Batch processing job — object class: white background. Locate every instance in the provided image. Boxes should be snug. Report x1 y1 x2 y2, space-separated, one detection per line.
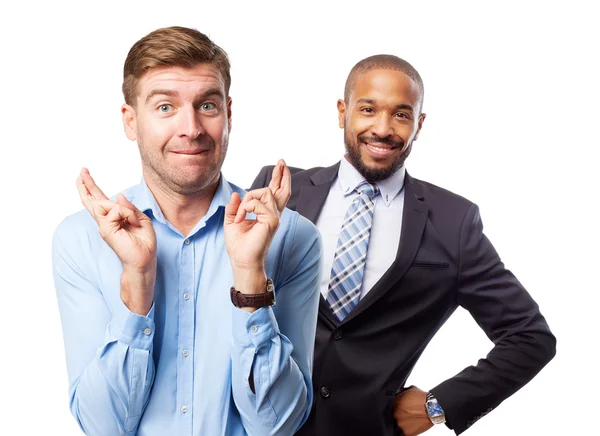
1 1 598 435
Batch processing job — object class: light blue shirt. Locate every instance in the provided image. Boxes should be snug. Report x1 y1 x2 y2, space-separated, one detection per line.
52 174 321 436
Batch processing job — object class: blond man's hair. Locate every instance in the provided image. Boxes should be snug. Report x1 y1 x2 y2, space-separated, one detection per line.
122 26 231 106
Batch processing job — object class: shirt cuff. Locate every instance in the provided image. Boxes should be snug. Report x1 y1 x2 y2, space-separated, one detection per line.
110 304 156 350
232 306 279 350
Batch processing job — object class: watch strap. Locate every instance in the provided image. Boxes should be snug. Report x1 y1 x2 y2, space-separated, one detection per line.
230 278 276 308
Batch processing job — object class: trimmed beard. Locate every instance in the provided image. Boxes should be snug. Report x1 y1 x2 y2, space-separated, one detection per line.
344 129 412 182
137 129 227 195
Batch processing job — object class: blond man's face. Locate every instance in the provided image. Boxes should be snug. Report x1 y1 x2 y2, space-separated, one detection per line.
122 63 232 194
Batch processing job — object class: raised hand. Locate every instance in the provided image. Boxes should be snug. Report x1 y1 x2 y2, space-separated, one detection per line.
223 160 291 302
224 187 280 273
77 168 157 314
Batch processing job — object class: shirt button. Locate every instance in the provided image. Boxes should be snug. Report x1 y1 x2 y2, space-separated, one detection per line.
143 328 152 335
182 349 189 357
333 329 343 340
183 293 190 301
320 386 331 398
250 325 258 333
181 405 188 413
184 238 190 245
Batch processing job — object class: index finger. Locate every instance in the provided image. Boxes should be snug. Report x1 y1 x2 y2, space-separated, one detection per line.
279 161 291 204
80 168 109 201
268 159 291 213
234 188 278 223
268 161 283 194
76 174 94 213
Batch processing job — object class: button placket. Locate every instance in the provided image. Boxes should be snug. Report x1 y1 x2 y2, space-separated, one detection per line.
178 234 194 425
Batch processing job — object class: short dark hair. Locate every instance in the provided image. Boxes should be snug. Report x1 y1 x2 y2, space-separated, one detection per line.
122 26 231 106
344 54 424 111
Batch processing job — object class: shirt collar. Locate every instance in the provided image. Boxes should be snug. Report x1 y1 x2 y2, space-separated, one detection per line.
130 173 233 227
338 156 406 207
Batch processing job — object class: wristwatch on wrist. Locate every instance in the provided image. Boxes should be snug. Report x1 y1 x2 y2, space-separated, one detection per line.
425 391 446 425
230 278 276 308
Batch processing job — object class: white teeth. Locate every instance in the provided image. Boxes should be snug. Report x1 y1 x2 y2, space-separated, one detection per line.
367 144 391 152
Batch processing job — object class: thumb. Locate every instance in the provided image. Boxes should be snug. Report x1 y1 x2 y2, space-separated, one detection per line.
224 192 241 225
116 194 141 227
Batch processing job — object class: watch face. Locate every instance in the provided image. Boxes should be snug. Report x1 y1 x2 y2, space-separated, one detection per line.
266 279 276 305
426 400 444 418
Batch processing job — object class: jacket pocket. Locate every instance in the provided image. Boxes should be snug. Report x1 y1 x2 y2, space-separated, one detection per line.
411 261 450 269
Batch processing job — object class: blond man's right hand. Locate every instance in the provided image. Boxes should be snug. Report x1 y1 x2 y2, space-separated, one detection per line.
77 168 156 314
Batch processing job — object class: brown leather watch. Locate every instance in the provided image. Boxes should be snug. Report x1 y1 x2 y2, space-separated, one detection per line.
230 278 276 308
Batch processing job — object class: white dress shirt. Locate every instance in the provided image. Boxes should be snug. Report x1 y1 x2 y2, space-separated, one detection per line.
316 157 406 300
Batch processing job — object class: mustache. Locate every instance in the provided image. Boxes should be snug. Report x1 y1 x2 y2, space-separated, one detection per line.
358 135 404 148
168 139 214 153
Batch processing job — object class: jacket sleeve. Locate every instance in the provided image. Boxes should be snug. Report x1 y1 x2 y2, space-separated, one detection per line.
430 203 556 434
249 165 305 191
249 166 275 191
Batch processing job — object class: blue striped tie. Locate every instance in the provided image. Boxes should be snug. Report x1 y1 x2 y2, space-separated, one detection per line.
326 181 380 321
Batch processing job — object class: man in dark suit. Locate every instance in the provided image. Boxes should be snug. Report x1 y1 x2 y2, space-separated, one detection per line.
250 55 555 436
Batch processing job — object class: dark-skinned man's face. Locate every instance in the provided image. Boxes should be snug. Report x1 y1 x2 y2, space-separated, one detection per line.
337 69 426 182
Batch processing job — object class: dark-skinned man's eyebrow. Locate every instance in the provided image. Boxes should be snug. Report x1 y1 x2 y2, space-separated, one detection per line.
356 98 414 113
395 103 414 112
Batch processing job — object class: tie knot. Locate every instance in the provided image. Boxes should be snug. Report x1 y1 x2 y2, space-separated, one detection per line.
355 181 379 199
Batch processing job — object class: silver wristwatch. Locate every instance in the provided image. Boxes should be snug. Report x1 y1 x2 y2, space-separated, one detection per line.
425 391 446 425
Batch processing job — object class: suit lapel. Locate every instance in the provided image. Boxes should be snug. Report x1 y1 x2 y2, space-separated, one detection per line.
295 162 340 224
294 162 341 327
342 173 429 323
295 186 330 224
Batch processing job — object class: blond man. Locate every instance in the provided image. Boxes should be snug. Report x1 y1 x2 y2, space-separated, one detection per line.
53 26 321 436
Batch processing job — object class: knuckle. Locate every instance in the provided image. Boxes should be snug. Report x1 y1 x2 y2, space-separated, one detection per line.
257 187 270 197
242 193 253 204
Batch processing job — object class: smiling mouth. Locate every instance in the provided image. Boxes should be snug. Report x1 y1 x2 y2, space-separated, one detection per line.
362 141 399 157
365 142 397 151
172 150 208 155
